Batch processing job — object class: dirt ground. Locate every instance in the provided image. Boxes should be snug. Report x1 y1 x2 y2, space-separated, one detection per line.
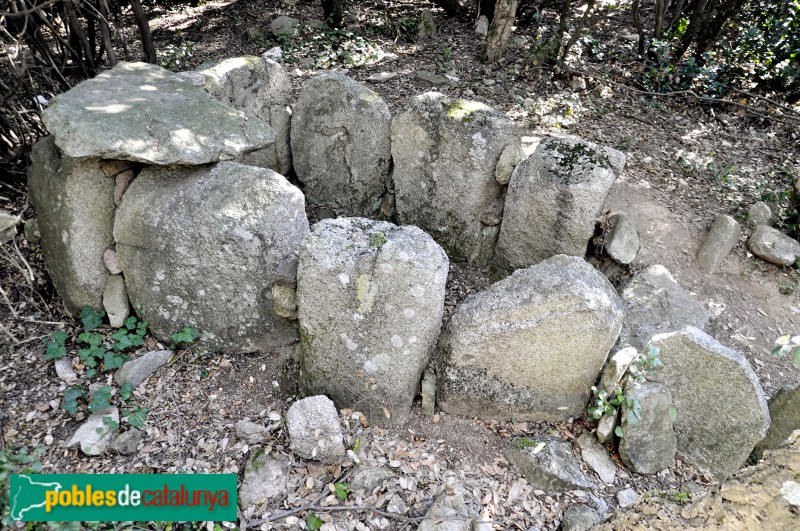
2 1 800 529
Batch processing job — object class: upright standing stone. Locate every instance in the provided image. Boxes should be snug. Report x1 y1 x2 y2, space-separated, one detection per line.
648 327 770 480
618 382 677 474
291 73 391 217
754 384 800 459
617 265 710 350
195 56 292 175
28 136 114 314
438 255 623 421
114 162 308 353
696 214 741 273
297 218 449 426
41 62 275 165
604 213 640 265
392 92 521 263
495 136 623 270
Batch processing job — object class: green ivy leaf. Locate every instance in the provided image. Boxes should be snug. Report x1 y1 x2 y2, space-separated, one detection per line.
334 482 350 501
85 368 96 378
62 386 85 414
45 341 67 360
79 306 104 332
124 316 138 330
124 407 149 428
77 332 103 347
614 426 624 438
306 513 323 531
120 383 133 402
88 386 112 412
170 327 201 348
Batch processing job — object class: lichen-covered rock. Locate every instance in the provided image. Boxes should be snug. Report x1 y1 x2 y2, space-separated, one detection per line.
196 56 292 174
618 382 677 474
438 255 623 421
297 218 448 426
28 136 114 314
239 449 289 509
560 504 601 531
617 265 710 350
41 62 275 165
754 384 800 459
291 73 391 217
495 136 623 270
67 407 118 456
748 225 800 266
648 327 770 480
392 92 521 263
417 491 479 531
286 395 345 462
596 431 800 530
114 161 307 353
747 201 773 227
696 214 741 273
505 437 595 493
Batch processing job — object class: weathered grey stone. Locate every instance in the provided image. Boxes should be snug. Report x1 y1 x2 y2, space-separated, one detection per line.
114 162 307 353
416 10 436 41
297 218 448 426
67 407 118 456
748 201 773 227
605 213 640 265
113 170 134 206
28 136 114 314
109 429 142 455
495 142 525 185
236 420 270 444
366 72 398 83
102 274 129 328
271 284 298 320
286 395 345 462
475 15 489 36
600 347 637 394
413 71 450 85
418 491 477 531
103 249 122 275
495 136 623 270
196 56 292 175
577 432 617 484
271 15 300 36
618 382 677 474
597 413 617 444
0 210 17 243
54 358 78 384
754 384 800 459
41 62 275 165
438 255 623 421
350 466 395 496
560 504 601 531
386 493 408 514
748 225 800 266
617 265 710 350
244 25 266 43
291 73 391 217
616 488 639 509
114 350 171 389
421 371 436 416
99 159 135 177
239 449 289 509
263 47 282 62
24 218 40 244
648 327 770 480
505 437 595 493
392 92 521 263
696 214 741 273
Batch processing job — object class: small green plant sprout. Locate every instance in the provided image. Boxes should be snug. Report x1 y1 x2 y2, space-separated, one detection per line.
306 512 323 531
80 305 105 331
628 344 663 383
123 406 149 428
44 330 68 360
62 386 85 414
772 335 800 368
334 482 350 501
169 326 201 349
587 386 625 421
368 231 388 251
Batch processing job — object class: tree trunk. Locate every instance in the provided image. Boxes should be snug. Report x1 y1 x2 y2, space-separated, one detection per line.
480 0 518 63
322 0 344 27
129 0 156 64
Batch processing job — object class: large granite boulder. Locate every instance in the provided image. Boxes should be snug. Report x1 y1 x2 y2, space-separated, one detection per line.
617 265 710 350
291 73 391 217
754 384 800 459
748 225 800 266
41 62 275 165
437 255 624 421
113 161 308 353
194 56 292 175
648 327 770 480
392 92 521 263
28 136 114 314
494 136 623 270
297 218 448 426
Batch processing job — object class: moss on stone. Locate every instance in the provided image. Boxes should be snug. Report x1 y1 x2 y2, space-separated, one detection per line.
446 99 485 123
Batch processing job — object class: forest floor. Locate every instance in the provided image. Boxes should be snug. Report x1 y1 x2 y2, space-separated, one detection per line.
2 1 800 530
